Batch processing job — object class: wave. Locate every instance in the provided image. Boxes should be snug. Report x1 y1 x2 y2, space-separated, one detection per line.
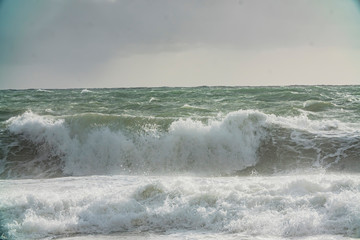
180 104 210 111
2 174 360 239
36 89 53 93
303 100 334 112
81 89 93 94
1 110 360 178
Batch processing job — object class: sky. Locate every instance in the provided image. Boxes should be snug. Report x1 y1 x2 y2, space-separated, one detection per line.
0 0 360 89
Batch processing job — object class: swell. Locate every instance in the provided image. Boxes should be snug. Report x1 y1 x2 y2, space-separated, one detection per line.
1 110 360 179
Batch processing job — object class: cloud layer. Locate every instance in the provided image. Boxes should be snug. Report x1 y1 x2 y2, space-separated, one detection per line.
1 0 359 88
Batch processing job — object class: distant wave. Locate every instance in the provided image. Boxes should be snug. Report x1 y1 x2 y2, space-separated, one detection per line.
180 104 210 111
36 89 53 93
81 89 93 94
303 100 334 112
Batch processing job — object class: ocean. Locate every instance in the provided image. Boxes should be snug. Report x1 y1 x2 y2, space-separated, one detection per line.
1 86 360 240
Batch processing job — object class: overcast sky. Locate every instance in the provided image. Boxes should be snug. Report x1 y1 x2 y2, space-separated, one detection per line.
0 0 360 89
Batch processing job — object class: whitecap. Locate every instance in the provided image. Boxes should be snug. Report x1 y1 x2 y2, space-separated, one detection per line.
81 89 93 94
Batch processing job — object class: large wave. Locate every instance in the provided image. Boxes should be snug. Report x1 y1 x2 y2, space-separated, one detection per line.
1 110 359 178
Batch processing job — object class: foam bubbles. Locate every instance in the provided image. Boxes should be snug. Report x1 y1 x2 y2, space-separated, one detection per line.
2 174 360 239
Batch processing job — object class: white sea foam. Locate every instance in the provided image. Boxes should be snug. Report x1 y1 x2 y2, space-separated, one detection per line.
180 104 208 111
149 97 158 103
36 89 53 93
267 113 360 137
81 89 93 94
1 174 360 239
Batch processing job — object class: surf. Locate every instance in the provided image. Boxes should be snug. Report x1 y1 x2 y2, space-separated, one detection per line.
2 174 360 239
2 108 359 179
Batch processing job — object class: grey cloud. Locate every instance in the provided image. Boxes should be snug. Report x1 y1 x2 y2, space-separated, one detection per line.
1 0 192 69
1 0 359 73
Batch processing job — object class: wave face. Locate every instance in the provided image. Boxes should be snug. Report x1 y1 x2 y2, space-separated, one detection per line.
1 85 359 178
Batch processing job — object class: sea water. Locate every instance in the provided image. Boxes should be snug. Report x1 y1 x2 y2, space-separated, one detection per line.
0 86 360 239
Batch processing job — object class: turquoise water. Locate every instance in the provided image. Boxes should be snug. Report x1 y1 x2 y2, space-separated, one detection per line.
1 86 360 239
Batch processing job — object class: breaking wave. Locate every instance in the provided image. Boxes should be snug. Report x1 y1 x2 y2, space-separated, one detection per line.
1 110 360 178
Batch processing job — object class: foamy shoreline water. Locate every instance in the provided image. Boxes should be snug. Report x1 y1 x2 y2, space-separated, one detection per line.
2 173 360 239
56 232 357 240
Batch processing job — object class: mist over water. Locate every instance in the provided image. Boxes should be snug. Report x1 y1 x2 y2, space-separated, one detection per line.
1 86 360 239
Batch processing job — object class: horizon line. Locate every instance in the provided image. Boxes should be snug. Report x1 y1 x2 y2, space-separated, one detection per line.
1 84 360 91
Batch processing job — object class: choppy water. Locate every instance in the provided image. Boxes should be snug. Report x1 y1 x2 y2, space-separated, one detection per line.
1 86 360 239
